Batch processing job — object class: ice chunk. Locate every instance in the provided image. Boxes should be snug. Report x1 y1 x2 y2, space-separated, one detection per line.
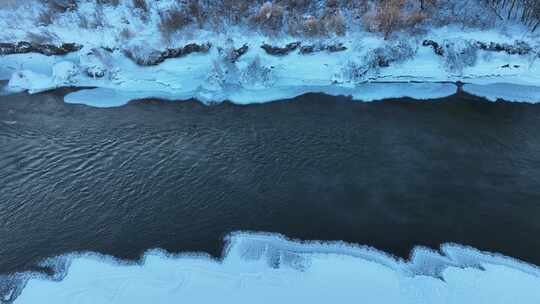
64 82 458 108
463 83 540 103
7 70 53 93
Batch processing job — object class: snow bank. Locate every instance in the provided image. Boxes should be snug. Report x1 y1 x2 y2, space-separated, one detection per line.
5 232 540 304
463 83 540 103
6 61 79 94
7 70 53 93
63 88 178 107
64 83 458 107
2 31 538 107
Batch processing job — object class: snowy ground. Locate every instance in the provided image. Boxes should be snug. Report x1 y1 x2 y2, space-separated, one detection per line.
2 30 539 107
0 1 539 106
5 232 540 304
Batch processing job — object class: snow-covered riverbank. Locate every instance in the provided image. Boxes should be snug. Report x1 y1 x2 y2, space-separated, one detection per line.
3 232 540 304
2 29 539 107
1 0 539 107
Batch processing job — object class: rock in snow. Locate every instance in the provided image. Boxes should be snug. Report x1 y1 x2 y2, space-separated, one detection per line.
422 40 445 56
0 42 82 56
300 43 348 54
124 43 212 66
261 42 301 56
423 39 538 57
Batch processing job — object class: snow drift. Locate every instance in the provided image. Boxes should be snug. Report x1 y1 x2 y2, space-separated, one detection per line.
2 232 540 304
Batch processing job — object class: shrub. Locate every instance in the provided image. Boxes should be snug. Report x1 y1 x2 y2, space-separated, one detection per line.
341 39 416 82
241 56 274 88
430 0 496 29
77 6 106 29
286 14 304 36
405 11 427 27
374 0 406 39
46 0 78 13
187 0 206 28
215 0 251 24
132 0 149 21
443 40 477 74
484 0 540 31
287 11 345 37
207 58 239 89
252 2 285 34
158 8 193 41
323 10 346 36
340 60 367 83
132 0 148 12
38 0 78 25
303 16 326 37
207 59 227 88
363 40 416 70
364 0 415 39
119 28 135 41
38 10 56 26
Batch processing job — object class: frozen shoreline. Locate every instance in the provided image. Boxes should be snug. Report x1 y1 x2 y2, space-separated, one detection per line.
2 59 539 108
1 26 540 107
2 231 540 304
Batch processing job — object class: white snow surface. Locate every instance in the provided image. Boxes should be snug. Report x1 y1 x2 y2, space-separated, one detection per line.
463 83 540 103
52 61 79 86
64 83 458 107
7 70 53 94
4 33 539 106
8 232 540 304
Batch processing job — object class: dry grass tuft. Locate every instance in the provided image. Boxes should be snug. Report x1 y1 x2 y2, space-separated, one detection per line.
323 10 346 36
38 10 56 26
252 2 285 34
187 0 206 28
38 0 77 25
158 7 193 41
302 16 326 37
363 0 407 39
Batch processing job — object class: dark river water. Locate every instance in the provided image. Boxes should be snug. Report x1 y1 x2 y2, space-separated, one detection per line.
1 89 540 277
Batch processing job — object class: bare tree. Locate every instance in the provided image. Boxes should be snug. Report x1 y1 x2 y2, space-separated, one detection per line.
375 0 406 39
484 0 540 31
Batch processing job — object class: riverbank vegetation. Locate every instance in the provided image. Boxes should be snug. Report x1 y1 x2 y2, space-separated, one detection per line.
26 0 540 44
